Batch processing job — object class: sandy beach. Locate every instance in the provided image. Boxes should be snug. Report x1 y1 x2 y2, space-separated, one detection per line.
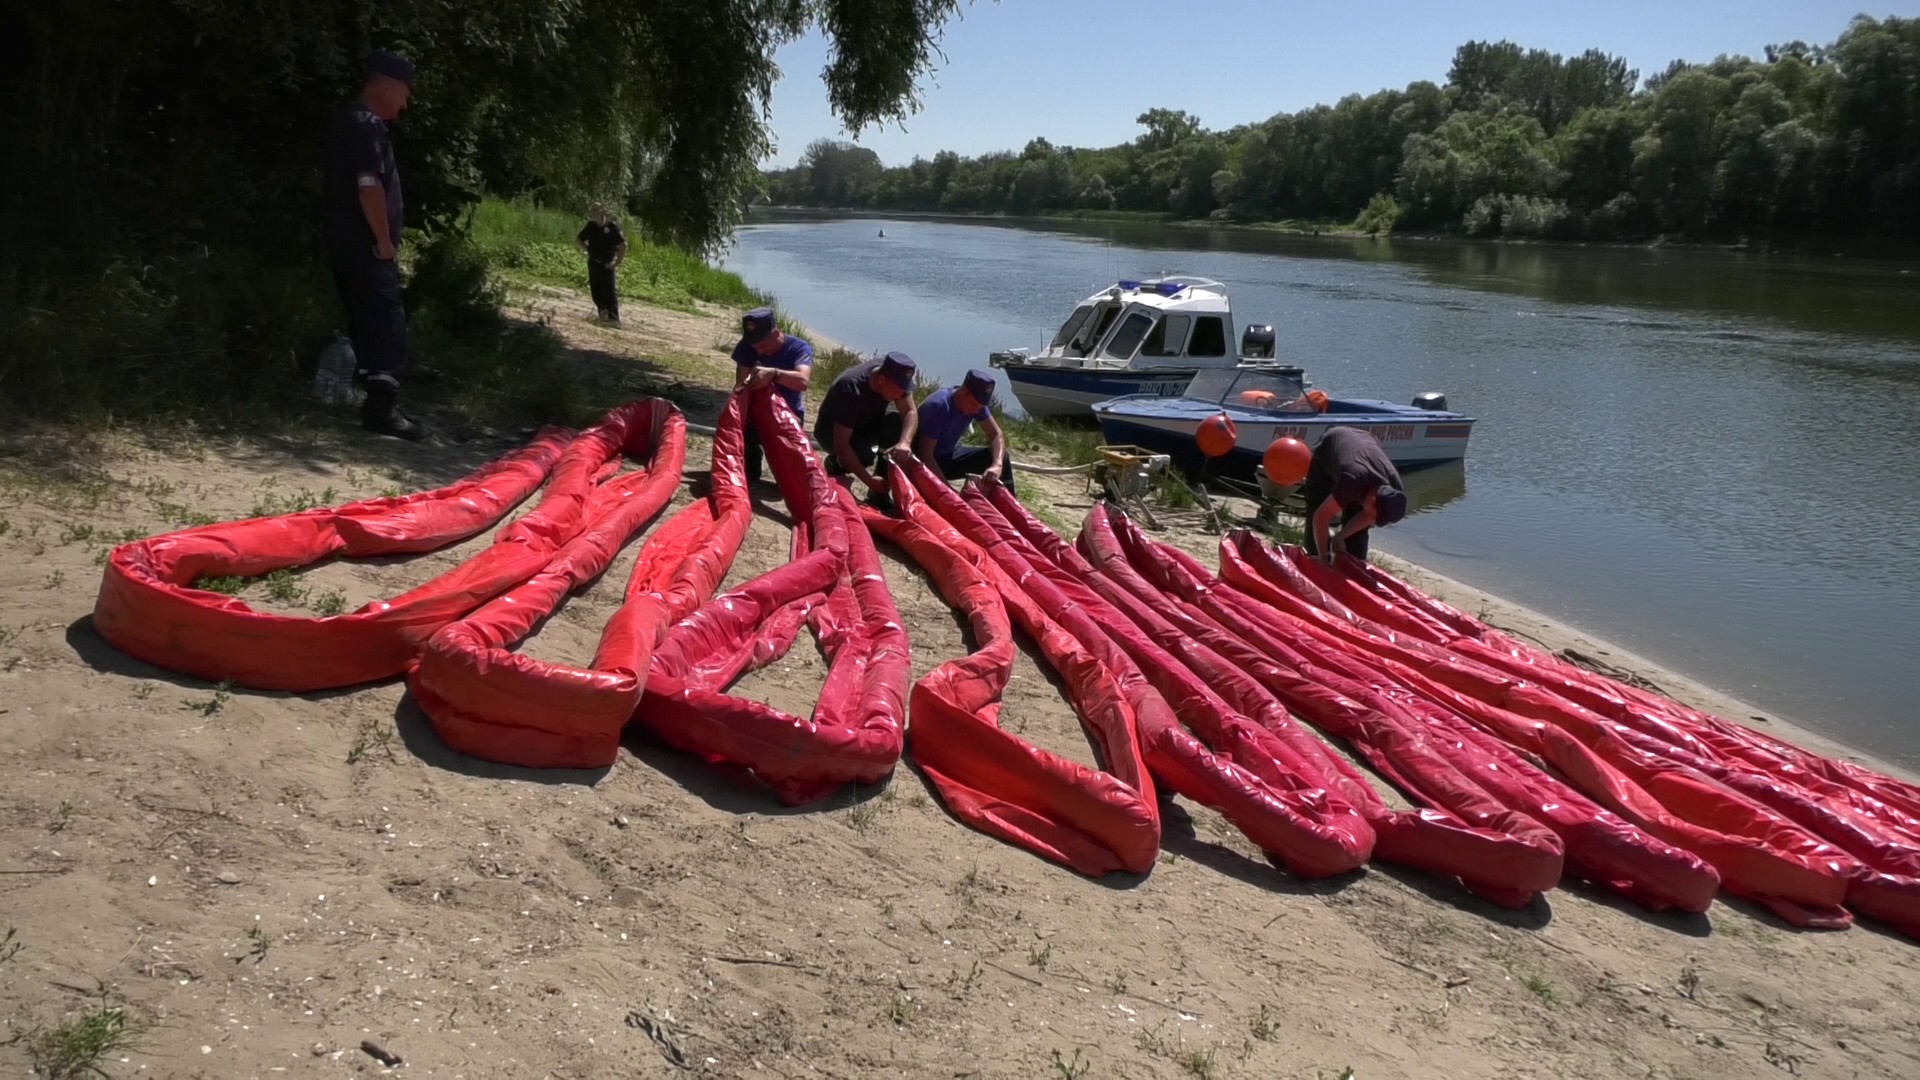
2 286 1916 1080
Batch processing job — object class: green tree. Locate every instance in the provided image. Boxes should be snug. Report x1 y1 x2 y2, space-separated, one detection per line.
1826 16 1920 236
1135 109 1204 152
1633 67 1737 232
1397 103 1558 226
1555 105 1646 212
1712 78 1792 232
801 139 886 206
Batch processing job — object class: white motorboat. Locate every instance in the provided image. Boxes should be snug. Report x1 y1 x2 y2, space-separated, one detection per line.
989 276 1300 419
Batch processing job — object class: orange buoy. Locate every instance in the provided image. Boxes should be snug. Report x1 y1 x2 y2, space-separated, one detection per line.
1236 389 1276 406
1263 436 1312 485
1195 413 1238 458
1305 388 1330 413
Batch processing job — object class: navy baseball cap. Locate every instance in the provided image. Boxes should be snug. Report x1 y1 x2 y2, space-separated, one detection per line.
1374 485 1409 526
878 351 917 383
741 307 776 344
368 49 416 88
962 368 996 407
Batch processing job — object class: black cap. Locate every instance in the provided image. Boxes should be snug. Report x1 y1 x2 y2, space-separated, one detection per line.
368 49 416 88
1374 485 1409 526
741 307 776 344
878 351 918 383
962 368 997 407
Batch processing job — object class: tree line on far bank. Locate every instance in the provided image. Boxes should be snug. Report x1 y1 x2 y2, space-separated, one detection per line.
760 16 1920 246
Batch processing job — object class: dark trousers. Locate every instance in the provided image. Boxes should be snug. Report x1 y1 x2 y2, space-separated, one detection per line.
1301 488 1370 562
935 446 1017 494
329 247 408 386
587 261 619 318
818 413 904 479
744 427 765 483
742 405 808 483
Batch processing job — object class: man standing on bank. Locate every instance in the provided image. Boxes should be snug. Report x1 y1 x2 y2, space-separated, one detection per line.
323 49 425 441
913 368 1015 494
576 205 628 324
732 307 814 483
1302 426 1410 565
813 351 920 498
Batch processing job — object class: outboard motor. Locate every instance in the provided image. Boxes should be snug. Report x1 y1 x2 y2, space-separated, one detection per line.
1412 391 1448 411
1240 324 1276 359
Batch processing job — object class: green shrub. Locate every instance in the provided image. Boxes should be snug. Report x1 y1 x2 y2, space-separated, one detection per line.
1353 193 1404 236
0 250 334 421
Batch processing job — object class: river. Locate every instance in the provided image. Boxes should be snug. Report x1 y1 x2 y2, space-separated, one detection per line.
719 212 1920 767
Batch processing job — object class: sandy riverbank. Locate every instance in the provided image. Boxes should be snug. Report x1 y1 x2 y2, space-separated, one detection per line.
1 286 1915 1080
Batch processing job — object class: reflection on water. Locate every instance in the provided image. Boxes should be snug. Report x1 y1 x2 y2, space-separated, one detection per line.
1400 461 1468 520
722 212 1920 767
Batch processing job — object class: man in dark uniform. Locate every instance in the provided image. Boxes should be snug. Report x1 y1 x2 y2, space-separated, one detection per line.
913 368 1015 494
814 351 919 498
731 307 814 483
323 49 424 441
576 205 628 324
1302 426 1409 564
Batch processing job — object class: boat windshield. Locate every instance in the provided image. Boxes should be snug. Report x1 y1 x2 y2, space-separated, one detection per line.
1048 305 1094 349
1064 303 1122 357
1189 367 1314 411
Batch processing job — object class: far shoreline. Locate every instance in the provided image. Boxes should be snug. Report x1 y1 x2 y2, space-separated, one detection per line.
747 204 1920 263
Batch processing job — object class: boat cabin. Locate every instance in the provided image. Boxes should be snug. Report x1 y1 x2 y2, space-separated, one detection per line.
1035 278 1245 370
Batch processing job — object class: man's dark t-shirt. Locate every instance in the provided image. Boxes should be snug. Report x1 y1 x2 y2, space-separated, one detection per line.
577 221 626 263
1303 426 1402 511
323 102 402 253
813 361 894 444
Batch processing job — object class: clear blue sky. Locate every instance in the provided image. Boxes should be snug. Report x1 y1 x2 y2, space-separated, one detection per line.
762 0 1920 166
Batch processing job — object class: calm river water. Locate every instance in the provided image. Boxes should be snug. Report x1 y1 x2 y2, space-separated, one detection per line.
720 213 1920 767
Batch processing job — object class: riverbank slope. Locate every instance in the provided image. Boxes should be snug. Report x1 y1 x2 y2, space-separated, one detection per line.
1 284 1915 1080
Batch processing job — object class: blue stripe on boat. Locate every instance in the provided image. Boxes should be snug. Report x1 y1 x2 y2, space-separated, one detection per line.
1004 366 1196 398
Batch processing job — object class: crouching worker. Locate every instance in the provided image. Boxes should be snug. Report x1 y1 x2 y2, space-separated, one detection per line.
913 368 1015 494
813 351 920 500
1303 426 1409 565
732 307 813 483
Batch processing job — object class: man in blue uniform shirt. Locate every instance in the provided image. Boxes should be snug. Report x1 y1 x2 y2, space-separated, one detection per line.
323 49 424 441
731 307 813 483
913 368 1014 494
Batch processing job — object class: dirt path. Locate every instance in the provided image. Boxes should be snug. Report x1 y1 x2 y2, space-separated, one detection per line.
2 290 1916 1080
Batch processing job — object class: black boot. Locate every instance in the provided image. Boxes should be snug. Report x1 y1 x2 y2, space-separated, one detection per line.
361 381 427 442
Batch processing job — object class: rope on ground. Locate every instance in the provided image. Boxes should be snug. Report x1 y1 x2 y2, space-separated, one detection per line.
1009 459 1097 475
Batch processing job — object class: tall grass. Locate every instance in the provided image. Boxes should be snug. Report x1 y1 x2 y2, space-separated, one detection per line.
470 199 763 312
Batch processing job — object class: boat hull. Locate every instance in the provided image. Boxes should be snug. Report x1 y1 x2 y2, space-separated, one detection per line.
1001 365 1199 419
1093 404 1473 481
